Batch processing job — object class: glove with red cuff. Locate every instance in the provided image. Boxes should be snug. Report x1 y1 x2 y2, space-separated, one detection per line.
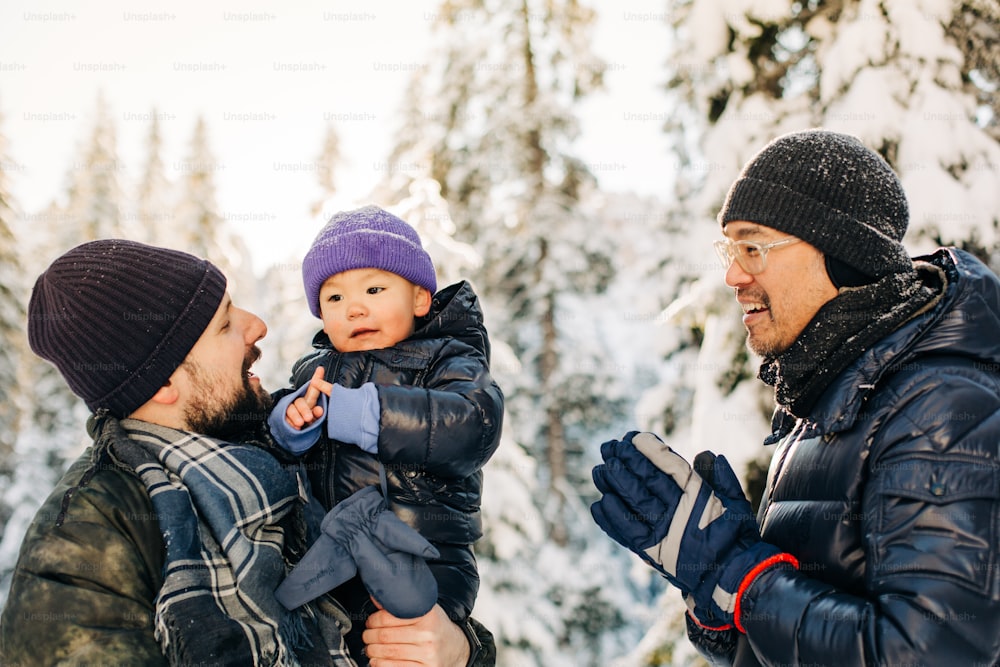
591 431 797 632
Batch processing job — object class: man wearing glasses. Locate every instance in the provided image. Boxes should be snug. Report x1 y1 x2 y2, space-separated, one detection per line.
591 130 1000 666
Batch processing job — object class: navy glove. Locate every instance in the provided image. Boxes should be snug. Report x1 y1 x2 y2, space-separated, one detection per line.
591 431 797 631
685 450 764 629
276 485 440 618
692 449 758 550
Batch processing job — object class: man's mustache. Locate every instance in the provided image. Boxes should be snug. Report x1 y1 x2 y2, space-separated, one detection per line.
243 346 262 374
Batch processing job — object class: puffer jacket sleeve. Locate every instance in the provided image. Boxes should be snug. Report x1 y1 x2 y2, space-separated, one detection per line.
375 338 504 479
0 452 167 666
738 364 1000 666
685 611 739 665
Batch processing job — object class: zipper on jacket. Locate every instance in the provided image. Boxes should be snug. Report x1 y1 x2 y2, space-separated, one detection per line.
313 355 342 510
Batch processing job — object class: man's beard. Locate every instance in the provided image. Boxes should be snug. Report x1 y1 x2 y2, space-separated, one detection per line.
181 348 273 442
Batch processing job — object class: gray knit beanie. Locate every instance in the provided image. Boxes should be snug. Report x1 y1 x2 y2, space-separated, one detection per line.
28 239 227 418
718 129 912 280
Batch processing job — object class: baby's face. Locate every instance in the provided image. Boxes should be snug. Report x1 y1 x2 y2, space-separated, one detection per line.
318 268 431 352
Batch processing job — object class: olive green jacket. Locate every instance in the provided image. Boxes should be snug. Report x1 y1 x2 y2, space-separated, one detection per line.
0 443 497 666
0 448 167 665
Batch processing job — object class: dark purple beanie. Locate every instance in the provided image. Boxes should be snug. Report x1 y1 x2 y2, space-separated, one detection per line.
301 205 437 318
718 129 912 280
28 239 227 418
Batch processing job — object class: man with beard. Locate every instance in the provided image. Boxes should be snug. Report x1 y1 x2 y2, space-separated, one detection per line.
591 130 1000 666
0 239 493 667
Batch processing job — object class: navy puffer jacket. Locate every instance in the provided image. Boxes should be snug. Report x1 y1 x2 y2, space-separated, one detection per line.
688 248 1000 666
287 280 503 624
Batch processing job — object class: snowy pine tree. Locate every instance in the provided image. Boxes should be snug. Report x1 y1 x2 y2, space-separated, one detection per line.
134 109 175 246
372 2 652 664
948 0 999 141
173 116 256 303
0 111 90 608
64 93 127 242
0 109 26 576
312 121 342 218
0 109 22 482
422 0 620 543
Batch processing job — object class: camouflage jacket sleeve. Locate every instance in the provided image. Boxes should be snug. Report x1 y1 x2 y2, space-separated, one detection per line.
0 450 167 666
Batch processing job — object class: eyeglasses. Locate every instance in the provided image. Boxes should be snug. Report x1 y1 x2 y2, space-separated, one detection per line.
713 236 802 275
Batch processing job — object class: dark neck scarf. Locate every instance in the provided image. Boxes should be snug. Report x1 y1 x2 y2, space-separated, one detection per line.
759 262 944 418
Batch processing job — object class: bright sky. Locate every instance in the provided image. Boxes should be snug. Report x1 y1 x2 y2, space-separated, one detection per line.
0 0 673 272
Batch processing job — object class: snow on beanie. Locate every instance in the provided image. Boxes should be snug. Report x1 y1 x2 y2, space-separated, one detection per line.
27 239 227 418
301 205 437 318
718 129 912 281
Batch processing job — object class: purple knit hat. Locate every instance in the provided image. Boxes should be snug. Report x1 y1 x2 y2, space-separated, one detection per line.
28 239 227 418
302 205 437 318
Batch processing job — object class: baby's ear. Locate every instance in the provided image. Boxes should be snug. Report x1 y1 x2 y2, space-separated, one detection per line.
414 286 432 317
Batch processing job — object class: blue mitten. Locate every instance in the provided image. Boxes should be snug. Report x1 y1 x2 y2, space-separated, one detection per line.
591 432 797 631
326 383 380 454
276 485 440 618
268 382 381 455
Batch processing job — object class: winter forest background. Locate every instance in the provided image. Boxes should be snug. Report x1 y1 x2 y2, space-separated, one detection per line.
1 0 998 665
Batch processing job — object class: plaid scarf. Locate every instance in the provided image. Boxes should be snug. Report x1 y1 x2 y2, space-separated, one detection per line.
107 417 357 667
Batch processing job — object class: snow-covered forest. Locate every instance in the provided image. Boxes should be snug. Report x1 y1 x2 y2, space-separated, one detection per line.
1 0 998 665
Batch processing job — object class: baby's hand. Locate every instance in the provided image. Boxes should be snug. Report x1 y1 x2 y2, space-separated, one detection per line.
285 366 334 429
